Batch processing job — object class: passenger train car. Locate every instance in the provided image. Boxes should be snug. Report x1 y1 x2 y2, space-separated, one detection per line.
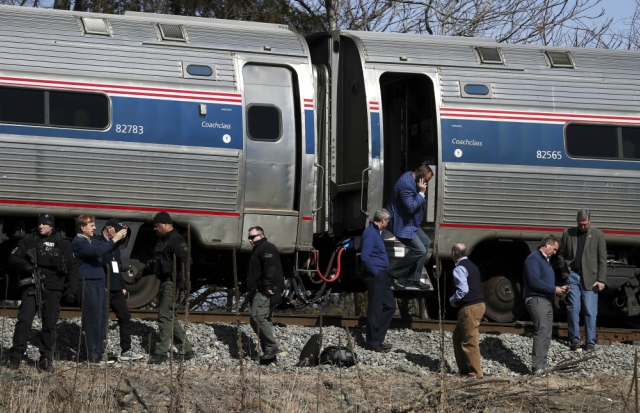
0 5 638 321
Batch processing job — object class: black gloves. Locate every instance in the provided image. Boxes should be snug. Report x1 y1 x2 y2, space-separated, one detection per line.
62 291 76 306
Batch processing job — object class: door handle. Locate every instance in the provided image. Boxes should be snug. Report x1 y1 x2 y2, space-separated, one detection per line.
313 163 325 213
360 166 371 216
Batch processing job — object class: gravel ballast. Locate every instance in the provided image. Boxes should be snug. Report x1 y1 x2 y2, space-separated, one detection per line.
0 316 636 377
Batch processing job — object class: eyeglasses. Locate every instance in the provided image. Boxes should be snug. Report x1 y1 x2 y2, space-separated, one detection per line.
248 234 260 240
547 245 558 253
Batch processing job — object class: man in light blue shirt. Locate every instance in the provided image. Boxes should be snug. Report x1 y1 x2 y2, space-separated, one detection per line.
449 243 485 379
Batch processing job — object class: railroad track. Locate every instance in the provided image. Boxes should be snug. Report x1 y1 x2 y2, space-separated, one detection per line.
1 306 638 343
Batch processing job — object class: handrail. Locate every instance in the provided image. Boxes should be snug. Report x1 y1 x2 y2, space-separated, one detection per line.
360 166 371 216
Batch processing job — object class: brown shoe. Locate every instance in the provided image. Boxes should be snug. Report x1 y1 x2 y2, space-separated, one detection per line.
365 345 389 353
569 341 581 351
460 374 482 380
380 342 392 350
585 344 595 352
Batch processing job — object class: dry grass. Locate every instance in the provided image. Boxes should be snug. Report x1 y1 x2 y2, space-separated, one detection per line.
0 360 633 412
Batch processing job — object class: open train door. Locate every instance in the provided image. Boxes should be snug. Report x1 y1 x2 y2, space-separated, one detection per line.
240 64 300 252
379 72 439 282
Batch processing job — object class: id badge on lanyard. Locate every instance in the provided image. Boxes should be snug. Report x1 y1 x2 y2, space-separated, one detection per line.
111 261 119 274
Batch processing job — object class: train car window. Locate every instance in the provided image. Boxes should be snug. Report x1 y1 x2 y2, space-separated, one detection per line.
464 84 489 95
0 87 45 125
460 82 492 98
247 104 282 141
622 127 640 160
186 65 213 77
49 91 109 129
565 124 619 159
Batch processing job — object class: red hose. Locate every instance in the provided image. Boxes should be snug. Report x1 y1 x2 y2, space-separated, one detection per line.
313 247 345 282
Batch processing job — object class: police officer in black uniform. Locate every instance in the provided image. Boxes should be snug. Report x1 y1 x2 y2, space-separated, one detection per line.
246 226 285 361
144 212 194 364
7 213 78 372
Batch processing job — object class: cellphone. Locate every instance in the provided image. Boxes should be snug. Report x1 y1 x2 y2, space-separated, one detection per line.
415 172 425 183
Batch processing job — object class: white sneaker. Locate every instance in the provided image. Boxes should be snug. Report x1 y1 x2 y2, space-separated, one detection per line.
120 350 144 361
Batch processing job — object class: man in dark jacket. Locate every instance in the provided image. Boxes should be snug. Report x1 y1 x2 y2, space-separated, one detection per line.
361 209 395 353
147 212 194 364
94 218 143 361
557 208 607 352
7 213 78 372
72 214 127 363
246 226 285 361
523 235 569 374
449 243 485 379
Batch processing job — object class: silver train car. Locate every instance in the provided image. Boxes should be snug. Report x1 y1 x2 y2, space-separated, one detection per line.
308 31 640 321
0 5 638 321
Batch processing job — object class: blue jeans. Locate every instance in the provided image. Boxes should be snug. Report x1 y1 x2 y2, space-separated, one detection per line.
566 271 598 345
388 227 431 282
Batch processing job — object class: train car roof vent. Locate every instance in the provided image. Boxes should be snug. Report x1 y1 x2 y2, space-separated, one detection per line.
81 17 111 36
475 46 503 64
545 51 574 68
158 23 187 42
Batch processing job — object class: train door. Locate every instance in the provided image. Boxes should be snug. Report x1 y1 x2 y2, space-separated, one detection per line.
380 72 438 226
241 64 299 251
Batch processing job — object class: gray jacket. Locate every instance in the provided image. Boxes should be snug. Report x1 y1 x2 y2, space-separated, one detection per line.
557 226 607 287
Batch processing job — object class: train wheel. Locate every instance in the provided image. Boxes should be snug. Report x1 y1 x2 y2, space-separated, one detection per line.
122 259 160 309
481 262 526 322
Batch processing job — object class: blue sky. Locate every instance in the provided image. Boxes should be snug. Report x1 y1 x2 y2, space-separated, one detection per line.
599 0 636 29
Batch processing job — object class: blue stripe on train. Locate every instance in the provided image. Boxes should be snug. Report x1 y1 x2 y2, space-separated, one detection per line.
371 112 380 159
305 109 314 154
441 118 640 170
0 96 244 150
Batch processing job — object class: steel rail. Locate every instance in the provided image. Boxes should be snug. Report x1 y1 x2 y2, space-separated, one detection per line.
1 306 638 342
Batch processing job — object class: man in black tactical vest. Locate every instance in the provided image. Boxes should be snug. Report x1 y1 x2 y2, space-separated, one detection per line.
147 212 194 364
449 242 485 379
7 213 79 372
246 226 285 361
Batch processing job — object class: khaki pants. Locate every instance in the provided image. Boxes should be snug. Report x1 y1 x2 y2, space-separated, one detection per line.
250 291 278 354
155 280 193 355
452 302 485 377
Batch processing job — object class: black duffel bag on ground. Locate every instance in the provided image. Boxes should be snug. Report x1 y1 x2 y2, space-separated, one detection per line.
298 333 321 366
319 345 355 367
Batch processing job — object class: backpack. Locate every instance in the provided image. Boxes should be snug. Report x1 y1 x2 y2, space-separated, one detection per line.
298 334 321 367
319 346 355 367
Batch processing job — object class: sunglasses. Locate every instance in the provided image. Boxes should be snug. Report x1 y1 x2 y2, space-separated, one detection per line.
248 234 260 240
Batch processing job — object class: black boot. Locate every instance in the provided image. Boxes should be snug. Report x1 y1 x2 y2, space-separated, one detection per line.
38 357 54 373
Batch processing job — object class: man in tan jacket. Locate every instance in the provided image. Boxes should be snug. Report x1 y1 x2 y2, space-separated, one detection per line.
557 208 607 352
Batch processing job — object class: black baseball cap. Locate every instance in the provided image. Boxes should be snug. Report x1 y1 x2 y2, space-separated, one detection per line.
105 218 124 232
37 213 55 227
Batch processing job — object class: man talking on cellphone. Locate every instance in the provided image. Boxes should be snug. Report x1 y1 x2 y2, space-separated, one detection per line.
386 164 433 291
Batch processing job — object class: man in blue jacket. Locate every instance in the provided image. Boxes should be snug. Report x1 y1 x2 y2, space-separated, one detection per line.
94 218 143 361
72 215 127 363
386 165 433 290
523 235 569 374
361 208 395 353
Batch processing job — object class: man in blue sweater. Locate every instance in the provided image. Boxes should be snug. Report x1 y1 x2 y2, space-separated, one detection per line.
523 235 569 374
361 208 396 353
72 214 127 363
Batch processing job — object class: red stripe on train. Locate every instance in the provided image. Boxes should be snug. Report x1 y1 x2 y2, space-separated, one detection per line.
302 216 313 221
0 76 241 99
439 223 640 236
0 199 240 217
